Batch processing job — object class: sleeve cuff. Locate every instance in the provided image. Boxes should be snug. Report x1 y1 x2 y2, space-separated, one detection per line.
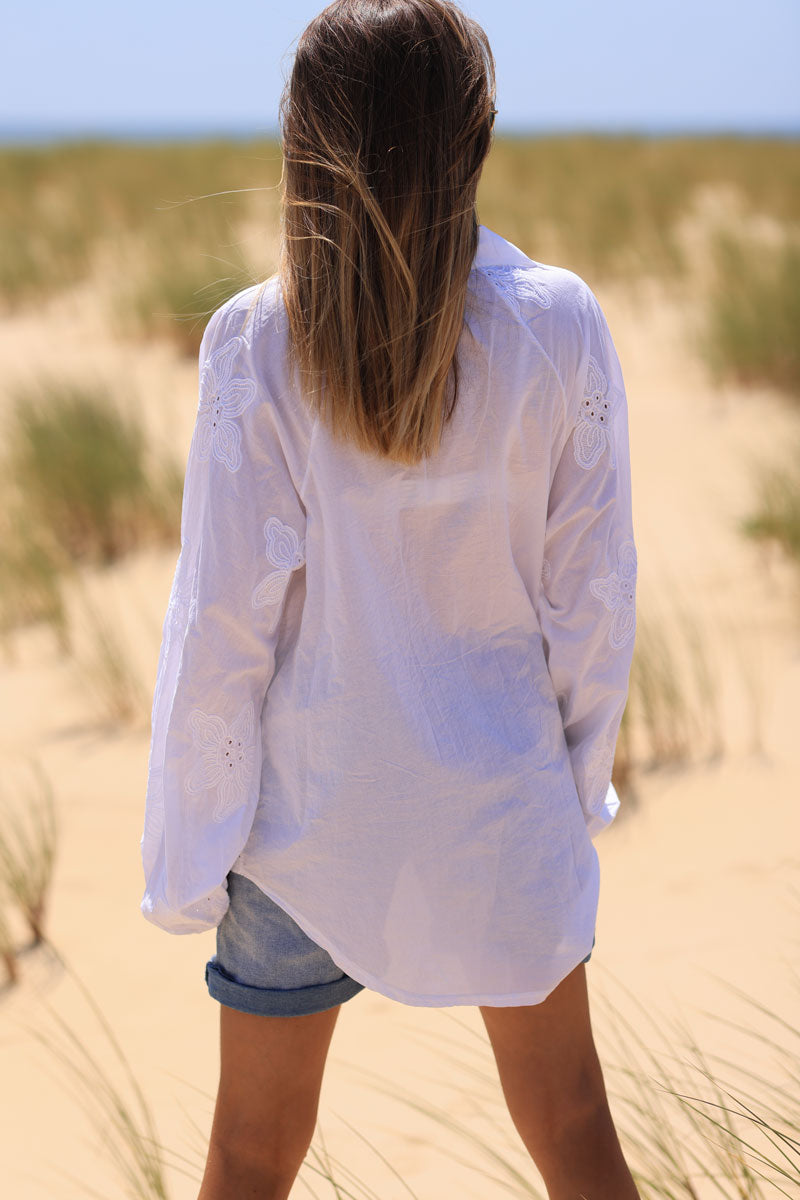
140 885 230 934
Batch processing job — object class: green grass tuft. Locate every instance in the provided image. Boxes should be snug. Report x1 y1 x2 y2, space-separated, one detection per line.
742 452 800 569
119 248 255 358
0 507 71 650
698 234 800 400
6 379 181 567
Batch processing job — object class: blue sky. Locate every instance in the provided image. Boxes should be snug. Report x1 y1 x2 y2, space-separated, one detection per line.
1 0 798 140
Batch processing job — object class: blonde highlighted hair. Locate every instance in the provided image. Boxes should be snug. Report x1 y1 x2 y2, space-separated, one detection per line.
279 0 496 465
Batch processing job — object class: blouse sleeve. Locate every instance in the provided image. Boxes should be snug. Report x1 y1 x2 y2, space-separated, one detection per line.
539 286 637 838
140 296 307 933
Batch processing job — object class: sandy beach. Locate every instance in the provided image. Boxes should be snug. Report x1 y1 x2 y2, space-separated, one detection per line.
1 268 799 1199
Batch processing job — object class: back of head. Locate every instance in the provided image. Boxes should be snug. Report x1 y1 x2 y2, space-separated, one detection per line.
280 0 496 465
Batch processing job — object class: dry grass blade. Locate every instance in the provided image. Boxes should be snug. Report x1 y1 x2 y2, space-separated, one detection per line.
0 757 58 945
346 1058 545 1197
303 1123 370 1200
72 577 151 726
593 967 800 1198
0 895 19 985
330 1111 422 1200
742 449 800 575
30 1022 170 1199
21 944 172 1199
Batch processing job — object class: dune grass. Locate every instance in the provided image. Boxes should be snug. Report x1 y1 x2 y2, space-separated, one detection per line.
697 233 800 400
71 579 152 726
0 506 71 652
24 940 800 1200
0 758 57 950
2 136 798 316
354 973 800 1199
741 451 800 573
119 246 257 358
613 588 725 805
24 945 173 1200
593 977 800 1198
0 895 19 985
481 135 800 282
5 378 182 568
0 138 279 310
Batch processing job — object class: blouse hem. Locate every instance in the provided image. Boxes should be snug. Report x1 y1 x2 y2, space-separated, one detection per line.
231 863 594 1009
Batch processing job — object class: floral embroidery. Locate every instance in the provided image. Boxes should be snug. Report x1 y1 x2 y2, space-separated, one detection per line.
573 356 617 471
151 537 197 724
185 701 256 822
165 537 197 644
197 335 257 473
541 557 552 588
585 728 617 782
252 517 306 609
589 541 637 649
141 765 164 865
482 265 552 314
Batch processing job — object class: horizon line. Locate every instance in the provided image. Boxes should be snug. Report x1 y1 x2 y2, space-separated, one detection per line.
1 119 798 148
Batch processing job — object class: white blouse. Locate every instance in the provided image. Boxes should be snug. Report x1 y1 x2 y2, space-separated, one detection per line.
140 224 637 1007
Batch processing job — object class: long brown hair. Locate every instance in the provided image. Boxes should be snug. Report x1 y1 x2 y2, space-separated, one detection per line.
279 0 496 465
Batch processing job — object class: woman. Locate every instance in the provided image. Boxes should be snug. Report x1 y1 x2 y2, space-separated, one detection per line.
140 2 640 1197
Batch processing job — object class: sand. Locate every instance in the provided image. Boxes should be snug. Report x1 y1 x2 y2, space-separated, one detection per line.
1 272 799 1199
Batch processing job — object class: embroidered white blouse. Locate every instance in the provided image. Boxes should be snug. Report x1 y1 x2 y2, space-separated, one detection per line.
140 224 637 1007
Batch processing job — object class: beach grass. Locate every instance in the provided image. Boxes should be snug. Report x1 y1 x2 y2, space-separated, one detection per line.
71 577 152 726
19 935 800 1199
6 378 182 568
2 136 798 314
0 137 279 309
0 758 58 948
741 451 800 572
352 971 800 1199
594 977 800 1198
23 945 173 1200
697 233 800 399
0 506 71 652
0 894 19 985
613 587 724 803
118 245 257 358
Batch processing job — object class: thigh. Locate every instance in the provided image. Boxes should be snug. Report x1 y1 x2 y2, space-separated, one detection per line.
210 1003 341 1155
479 962 605 1117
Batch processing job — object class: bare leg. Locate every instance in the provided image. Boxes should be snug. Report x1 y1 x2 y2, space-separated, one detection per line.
480 963 639 1200
197 1003 340 1200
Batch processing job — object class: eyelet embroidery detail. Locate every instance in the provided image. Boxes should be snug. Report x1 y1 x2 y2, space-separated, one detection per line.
252 516 306 609
573 357 617 471
197 335 257 473
185 701 256 822
589 541 637 649
482 265 552 314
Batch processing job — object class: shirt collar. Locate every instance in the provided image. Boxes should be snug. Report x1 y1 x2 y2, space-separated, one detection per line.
474 224 532 270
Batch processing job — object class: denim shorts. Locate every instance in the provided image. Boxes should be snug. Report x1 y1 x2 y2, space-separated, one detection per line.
205 872 366 1017
204 871 595 1017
